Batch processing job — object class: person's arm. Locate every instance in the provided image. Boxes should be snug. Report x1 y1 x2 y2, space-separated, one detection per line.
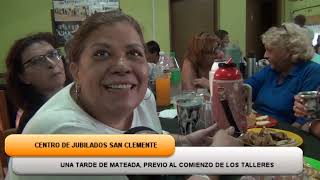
171 124 242 147
292 64 320 125
182 59 198 91
193 77 210 89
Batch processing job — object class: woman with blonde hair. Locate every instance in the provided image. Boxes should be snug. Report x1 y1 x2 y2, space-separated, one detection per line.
245 23 320 127
181 32 223 90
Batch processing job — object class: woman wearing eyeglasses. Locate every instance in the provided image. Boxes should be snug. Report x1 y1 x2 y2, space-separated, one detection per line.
245 23 320 128
5 32 68 133
181 32 224 91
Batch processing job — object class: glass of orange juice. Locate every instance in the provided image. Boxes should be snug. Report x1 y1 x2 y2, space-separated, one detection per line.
156 73 171 106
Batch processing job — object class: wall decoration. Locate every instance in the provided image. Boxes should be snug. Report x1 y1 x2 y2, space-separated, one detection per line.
52 0 119 45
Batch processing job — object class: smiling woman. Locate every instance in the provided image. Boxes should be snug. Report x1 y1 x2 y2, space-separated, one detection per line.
5 11 241 180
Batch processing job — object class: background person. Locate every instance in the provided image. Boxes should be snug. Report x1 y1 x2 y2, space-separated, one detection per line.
145 40 160 93
145 40 160 64
215 29 230 50
294 14 314 41
245 23 320 128
181 32 221 90
5 32 68 133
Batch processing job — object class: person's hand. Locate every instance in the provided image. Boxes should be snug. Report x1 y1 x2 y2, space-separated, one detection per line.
183 124 219 146
293 95 307 117
211 127 243 147
193 77 209 89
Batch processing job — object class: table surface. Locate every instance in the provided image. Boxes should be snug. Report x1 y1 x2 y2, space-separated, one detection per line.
159 116 320 160
159 116 320 180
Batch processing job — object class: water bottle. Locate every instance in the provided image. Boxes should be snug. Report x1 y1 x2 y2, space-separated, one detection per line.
225 43 242 67
169 52 181 99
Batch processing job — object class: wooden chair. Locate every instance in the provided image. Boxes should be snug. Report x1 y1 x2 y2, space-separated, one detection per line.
0 128 16 178
0 90 10 132
0 160 4 180
0 131 5 179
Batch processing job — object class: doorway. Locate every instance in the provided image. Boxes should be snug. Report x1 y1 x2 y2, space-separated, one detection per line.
170 0 217 65
246 0 281 60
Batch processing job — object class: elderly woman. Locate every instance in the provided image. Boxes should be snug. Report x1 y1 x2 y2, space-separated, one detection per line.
182 32 223 90
245 23 320 127
5 32 67 133
5 11 239 180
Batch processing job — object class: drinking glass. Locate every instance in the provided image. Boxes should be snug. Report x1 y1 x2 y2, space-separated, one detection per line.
176 94 203 135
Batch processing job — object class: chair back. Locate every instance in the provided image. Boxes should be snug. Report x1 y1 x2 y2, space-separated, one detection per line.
0 128 16 173
0 90 10 132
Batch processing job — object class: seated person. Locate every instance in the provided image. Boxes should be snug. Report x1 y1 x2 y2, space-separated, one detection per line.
215 29 230 51
182 32 222 90
145 40 160 64
5 11 241 180
245 23 320 127
5 32 69 133
145 40 160 94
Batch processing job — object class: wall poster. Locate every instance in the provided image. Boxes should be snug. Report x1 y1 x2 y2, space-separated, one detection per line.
52 0 119 45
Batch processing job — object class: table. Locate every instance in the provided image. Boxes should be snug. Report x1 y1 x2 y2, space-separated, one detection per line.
159 116 320 180
160 117 320 160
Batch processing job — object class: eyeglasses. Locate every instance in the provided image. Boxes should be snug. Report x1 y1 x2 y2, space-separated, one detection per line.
23 49 62 68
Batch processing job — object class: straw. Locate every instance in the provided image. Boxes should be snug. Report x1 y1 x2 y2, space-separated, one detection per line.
226 57 233 64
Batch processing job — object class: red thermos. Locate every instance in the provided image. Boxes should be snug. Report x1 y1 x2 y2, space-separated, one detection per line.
211 63 251 133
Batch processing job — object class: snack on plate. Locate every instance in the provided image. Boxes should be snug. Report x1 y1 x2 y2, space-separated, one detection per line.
256 120 270 126
242 128 296 146
256 115 268 121
246 113 271 127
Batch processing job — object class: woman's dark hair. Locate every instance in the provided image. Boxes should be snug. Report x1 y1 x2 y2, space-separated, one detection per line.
145 40 160 55
6 32 58 112
67 10 144 64
5 32 70 133
215 29 229 41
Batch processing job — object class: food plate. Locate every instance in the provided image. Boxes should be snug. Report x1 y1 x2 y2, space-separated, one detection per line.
304 156 320 178
242 128 303 146
246 113 278 128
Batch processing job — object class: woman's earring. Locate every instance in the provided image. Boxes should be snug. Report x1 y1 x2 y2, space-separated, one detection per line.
75 83 81 99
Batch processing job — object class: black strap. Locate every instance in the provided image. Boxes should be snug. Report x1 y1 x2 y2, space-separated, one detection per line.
124 126 158 134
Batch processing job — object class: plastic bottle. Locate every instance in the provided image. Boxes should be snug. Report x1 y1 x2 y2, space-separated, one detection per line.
155 51 171 106
169 52 181 99
225 42 241 67
209 59 226 96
